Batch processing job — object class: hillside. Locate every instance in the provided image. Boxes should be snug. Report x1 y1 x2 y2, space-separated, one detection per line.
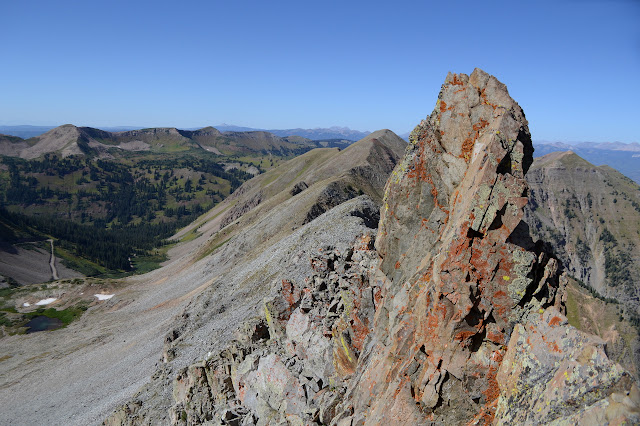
524 150 640 375
0 124 326 280
0 134 29 157
101 69 636 425
524 151 640 313
0 150 255 277
0 129 407 425
534 141 640 184
0 125 320 160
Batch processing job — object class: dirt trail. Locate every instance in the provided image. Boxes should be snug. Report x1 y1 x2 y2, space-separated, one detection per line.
47 239 59 280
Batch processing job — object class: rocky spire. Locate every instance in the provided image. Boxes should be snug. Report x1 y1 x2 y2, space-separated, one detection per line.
333 69 578 424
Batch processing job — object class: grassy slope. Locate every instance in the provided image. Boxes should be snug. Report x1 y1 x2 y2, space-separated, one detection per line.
171 130 406 265
565 277 638 378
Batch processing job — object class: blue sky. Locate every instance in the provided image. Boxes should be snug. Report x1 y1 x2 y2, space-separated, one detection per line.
1 0 638 142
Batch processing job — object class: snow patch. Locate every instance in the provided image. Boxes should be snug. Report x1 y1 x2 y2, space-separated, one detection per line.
94 294 114 301
35 298 57 306
23 302 31 307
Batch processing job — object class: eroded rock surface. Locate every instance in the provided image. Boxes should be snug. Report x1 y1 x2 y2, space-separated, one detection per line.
108 234 382 425
106 69 639 425
332 68 638 425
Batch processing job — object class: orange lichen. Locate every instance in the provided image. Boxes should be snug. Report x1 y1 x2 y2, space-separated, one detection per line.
281 279 298 319
373 287 383 306
549 316 561 327
454 330 477 342
486 331 504 345
460 118 489 162
451 74 464 86
461 137 475 162
350 314 369 352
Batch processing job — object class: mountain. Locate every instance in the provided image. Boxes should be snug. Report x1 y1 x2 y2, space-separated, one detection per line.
524 150 640 373
99 70 635 424
2 71 638 426
267 126 370 141
0 124 373 155
0 129 407 425
215 124 371 141
534 141 640 184
525 151 640 304
0 125 315 282
0 125 322 160
0 134 30 157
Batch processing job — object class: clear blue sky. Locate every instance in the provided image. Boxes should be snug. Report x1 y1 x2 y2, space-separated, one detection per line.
1 0 638 142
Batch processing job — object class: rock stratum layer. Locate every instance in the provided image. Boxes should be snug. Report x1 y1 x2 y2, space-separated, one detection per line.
106 69 639 425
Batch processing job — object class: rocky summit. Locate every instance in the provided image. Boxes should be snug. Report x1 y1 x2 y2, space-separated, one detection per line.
332 69 638 424
100 69 640 425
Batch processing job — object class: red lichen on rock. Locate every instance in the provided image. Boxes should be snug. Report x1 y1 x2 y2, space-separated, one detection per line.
451 74 465 86
350 314 369 352
336 70 560 426
281 279 299 319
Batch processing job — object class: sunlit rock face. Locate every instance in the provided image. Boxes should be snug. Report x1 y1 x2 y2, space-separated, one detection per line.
332 68 637 425
106 69 639 426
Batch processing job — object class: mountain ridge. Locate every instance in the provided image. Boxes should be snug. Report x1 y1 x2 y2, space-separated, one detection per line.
533 140 640 183
0 125 325 159
0 129 408 425
103 69 639 425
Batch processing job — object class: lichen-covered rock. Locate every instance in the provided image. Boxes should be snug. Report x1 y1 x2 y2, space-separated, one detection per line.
105 69 638 426
328 69 640 426
332 68 557 425
494 307 639 425
163 234 382 425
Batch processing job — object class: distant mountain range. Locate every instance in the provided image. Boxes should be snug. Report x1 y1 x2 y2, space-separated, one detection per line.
0 125 143 139
2 125 638 184
213 124 371 141
0 124 372 142
0 125 359 160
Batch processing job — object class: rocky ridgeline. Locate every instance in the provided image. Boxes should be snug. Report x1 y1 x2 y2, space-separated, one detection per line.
107 69 639 425
107 234 382 425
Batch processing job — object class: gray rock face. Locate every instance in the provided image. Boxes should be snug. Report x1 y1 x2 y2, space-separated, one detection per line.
106 211 382 425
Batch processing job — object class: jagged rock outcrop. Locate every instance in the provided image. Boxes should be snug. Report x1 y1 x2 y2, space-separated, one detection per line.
219 191 264 230
160 235 381 425
330 68 638 424
104 202 384 425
